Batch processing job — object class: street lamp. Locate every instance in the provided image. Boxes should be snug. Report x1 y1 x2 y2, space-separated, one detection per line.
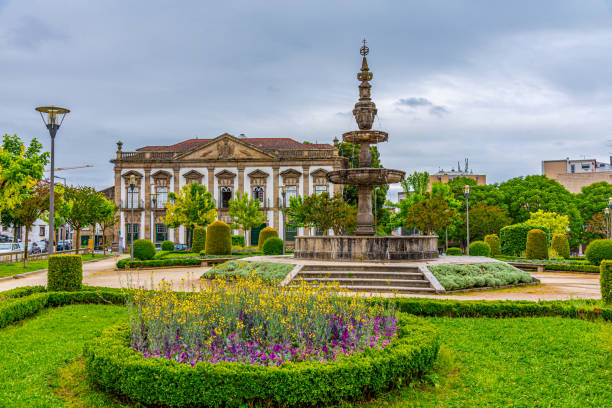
35 105 70 255
151 193 158 242
464 185 470 256
608 198 612 239
605 208 610 239
128 175 136 261
280 185 286 255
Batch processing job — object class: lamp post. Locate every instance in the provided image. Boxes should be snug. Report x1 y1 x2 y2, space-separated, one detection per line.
35 105 69 255
605 208 610 239
464 185 470 256
128 175 136 261
608 198 612 239
280 185 286 255
151 193 158 242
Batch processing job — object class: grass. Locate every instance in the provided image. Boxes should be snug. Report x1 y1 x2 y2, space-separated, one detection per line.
429 262 533 291
0 254 113 278
202 260 294 284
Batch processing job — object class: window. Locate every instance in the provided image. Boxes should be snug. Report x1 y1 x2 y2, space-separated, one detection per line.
284 185 297 207
581 164 590 170
156 186 168 208
127 187 139 208
253 186 264 204
39 226 45 236
570 164 575 173
220 186 233 208
314 185 327 195
126 224 140 243
155 224 167 242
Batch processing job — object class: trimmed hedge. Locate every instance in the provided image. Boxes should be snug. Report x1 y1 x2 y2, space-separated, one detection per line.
48 255 83 292
133 239 156 261
116 258 201 269
484 234 500 257
543 264 600 273
500 223 550 256
205 220 232 255
446 247 462 256
526 229 548 260
469 241 490 257
161 240 175 251
602 260 612 304
258 227 278 250
83 314 440 408
231 235 246 247
585 239 612 266
191 226 206 254
551 234 570 259
262 237 284 255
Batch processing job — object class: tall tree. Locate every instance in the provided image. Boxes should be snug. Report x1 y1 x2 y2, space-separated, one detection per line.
12 181 51 267
96 198 119 254
526 210 570 236
64 186 103 251
165 183 217 247
405 195 456 235
228 192 267 245
287 192 357 235
459 203 512 243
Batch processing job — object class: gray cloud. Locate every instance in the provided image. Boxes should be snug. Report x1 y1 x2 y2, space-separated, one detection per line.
397 97 433 107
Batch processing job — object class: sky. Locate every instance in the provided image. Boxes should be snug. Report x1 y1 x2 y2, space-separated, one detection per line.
1 0 612 198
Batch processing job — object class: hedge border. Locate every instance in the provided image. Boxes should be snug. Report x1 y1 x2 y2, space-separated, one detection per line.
83 314 439 408
116 258 201 269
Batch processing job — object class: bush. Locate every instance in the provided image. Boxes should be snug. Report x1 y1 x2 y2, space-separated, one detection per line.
543 264 599 273
428 262 533 291
585 239 612 266
191 226 206 254
262 237 283 255
550 234 570 259
133 239 155 261
205 220 232 255
484 234 501 256
161 240 175 251
116 258 201 269
602 260 612 304
446 247 462 256
48 255 83 292
258 227 278 250
469 241 491 257
83 315 440 408
500 223 550 256
526 229 548 260
231 235 245 247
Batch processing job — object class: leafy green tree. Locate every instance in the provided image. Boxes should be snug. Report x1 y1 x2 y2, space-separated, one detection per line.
575 182 612 243
390 171 430 231
287 192 356 235
94 197 119 254
460 203 512 243
228 192 267 245
526 210 570 239
64 186 105 251
165 183 217 247
585 213 607 239
11 181 51 267
405 195 456 235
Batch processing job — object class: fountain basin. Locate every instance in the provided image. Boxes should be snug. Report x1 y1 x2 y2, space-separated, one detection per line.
294 235 439 261
327 168 405 185
342 130 388 144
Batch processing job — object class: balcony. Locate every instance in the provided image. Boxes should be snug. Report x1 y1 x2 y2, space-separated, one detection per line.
117 151 175 161
120 199 145 210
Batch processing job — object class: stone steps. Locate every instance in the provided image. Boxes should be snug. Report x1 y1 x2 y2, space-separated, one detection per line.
293 277 432 288
297 271 425 280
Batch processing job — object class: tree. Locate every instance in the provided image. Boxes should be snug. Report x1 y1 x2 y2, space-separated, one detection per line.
165 183 217 247
461 203 512 242
287 192 357 235
93 196 118 255
0 134 49 213
585 213 607 239
525 210 570 239
390 171 430 231
12 181 51 267
405 195 455 235
575 181 612 244
228 192 267 245
64 186 104 251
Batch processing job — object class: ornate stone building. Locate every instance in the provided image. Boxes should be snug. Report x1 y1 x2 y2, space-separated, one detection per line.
111 133 345 247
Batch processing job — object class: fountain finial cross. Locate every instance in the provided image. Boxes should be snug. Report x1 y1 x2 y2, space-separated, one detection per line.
360 39 369 56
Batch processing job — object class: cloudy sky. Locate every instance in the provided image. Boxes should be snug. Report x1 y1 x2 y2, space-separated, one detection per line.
1 1 612 197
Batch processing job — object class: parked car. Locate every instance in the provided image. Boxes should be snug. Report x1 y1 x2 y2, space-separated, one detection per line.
0 242 24 254
35 240 49 253
0 234 12 243
155 243 162 251
174 244 189 251
28 242 43 254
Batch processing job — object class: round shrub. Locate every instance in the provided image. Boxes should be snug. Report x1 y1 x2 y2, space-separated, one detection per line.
500 223 550 256
601 260 612 304
205 220 231 255
262 237 283 255
231 235 245 247
133 239 156 261
469 241 491 257
258 227 278 250
484 234 501 256
550 234 570 259
525 229 548 260
160 240 175 251
585 239 612 266
191 226 207 254
48 255 82 291
83 315 439 408
446 247 462 256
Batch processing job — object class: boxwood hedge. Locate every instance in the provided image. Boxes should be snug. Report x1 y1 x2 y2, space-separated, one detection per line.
116 258 201 269
83 314 440 408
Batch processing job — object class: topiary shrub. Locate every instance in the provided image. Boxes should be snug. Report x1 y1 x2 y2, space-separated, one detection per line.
133 239 156 261
48 255 82 292
205 220 232 255
231 235 246 247
262 237 283 255
550 234 570 259
526 229 548 260
161 240 175 251
191 227 207 254
469 241 491 257
258 227 278 250
500 223 550 256
484 234 501 256
601 260 612 304
585 239 612 266
446 247 462 256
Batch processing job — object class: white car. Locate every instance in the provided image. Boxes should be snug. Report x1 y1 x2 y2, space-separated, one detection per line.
0 242 24 254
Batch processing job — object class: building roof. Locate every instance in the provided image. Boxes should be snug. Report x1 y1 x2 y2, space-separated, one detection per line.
137 137 333 152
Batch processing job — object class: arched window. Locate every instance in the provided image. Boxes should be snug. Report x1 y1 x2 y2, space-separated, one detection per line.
220 186 233 208
253 186 264 203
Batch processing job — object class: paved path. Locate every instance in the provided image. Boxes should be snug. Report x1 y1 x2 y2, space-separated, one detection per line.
0 256 601 301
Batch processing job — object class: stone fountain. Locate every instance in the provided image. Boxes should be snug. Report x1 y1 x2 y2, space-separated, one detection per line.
294 42 438 261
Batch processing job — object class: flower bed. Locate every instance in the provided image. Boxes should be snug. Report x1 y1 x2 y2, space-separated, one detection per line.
201 260 293 284
428 262 533 291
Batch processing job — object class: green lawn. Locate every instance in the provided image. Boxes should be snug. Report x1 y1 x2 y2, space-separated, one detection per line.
1 305 610 407
0 254 113 278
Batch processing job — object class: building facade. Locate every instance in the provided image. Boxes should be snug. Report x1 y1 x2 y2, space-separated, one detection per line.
111 133 346 248
542 157 612 193
428 170 486 190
